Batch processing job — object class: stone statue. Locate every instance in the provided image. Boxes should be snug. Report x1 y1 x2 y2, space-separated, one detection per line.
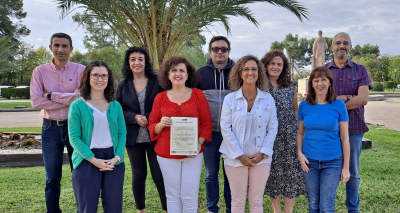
312 30 328 70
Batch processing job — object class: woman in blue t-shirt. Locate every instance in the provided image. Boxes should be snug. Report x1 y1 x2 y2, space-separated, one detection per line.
296 66 350 213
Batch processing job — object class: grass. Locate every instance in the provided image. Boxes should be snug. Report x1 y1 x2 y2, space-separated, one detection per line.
0 102 33 109
1 125 399 212
0 127 41 133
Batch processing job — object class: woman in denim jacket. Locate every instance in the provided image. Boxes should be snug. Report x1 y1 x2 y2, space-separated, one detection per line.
219 55 278 213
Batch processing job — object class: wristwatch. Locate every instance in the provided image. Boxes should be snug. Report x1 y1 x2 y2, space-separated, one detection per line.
47 93 52 100
262 153 269 159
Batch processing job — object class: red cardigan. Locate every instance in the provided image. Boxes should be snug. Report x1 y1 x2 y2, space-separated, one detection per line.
148 89 212 159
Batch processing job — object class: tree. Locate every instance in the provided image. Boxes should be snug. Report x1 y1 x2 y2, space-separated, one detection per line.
14 42 34 85
352 54 389 82
56 0 309 70
0 0 30 85
0 0 30 45
293 68 311 82
179 36 208 69
389 56 400 89
350 44 380 58
86 46 127 83
72 12 123 51
70 49 89 65
0 36 16 85
270 33 333 70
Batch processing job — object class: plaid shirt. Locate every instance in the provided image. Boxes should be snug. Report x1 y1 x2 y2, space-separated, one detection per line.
326 60 373 135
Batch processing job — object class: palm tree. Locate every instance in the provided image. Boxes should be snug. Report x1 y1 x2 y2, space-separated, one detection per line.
55 0 309 70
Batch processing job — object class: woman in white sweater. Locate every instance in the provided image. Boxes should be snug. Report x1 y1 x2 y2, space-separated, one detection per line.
219 55 278 213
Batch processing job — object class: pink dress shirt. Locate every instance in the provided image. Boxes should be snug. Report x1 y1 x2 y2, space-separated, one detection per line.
30 59 85 120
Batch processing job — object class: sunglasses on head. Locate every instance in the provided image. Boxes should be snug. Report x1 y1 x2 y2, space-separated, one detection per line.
211 47 230 53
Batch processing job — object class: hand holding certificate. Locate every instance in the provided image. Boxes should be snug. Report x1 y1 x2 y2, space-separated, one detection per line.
170 117 199 156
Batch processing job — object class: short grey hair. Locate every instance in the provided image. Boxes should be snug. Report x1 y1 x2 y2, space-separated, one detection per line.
333 32 352 45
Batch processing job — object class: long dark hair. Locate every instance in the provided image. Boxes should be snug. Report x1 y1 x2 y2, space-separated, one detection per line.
306 66 336 105
121 46 154 80
261 50 292 88
78 60 115 102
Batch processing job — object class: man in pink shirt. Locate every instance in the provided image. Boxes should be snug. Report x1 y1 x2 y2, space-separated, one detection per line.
30 33 85 213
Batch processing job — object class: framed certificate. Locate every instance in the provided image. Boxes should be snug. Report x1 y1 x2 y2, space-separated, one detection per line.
170 117 198 155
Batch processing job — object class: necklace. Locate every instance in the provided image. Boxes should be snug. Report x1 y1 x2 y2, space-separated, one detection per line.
134 78 146 85
244 93 257 101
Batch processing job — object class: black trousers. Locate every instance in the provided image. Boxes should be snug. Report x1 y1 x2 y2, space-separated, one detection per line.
126 142 167 210
72 147 125 213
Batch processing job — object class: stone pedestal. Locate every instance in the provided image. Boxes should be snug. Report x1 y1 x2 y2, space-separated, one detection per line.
298 76 309 95
362 138 372 150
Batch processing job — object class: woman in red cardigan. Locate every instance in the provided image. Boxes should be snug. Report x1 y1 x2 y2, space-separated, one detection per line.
148 56 212 213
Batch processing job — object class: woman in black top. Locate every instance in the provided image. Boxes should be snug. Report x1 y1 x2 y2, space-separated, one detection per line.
116 47 166 213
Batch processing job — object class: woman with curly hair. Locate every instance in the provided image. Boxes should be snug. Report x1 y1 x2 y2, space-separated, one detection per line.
219 55 278 213
262 50 307 213
116 47 167 213
148 56 212 213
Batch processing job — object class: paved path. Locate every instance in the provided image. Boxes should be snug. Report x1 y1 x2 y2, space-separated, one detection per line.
364 97 400 131
0 111 42 127
0 99 30 102
0 98 399 131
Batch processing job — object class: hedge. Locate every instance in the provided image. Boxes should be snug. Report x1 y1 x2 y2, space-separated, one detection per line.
371 82 384 92
383 81 394 90
1 88 30 99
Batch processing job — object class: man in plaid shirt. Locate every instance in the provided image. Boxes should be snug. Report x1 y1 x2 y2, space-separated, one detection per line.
325 32 373 213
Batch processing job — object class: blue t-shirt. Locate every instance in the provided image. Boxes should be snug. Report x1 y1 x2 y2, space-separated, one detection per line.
298 99 349 161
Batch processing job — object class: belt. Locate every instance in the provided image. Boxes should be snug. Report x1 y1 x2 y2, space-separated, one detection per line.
43 118 68 126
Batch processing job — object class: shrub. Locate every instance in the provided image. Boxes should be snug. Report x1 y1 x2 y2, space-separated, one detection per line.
10 133 21 140
23 134 36 140
6 141 16 146
22 138 35 146
371 82 384 91
384 81 394 90
1 88 13 99
1 88 30 99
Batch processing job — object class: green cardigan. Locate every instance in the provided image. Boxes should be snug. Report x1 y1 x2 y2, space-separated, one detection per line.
68 98 127 169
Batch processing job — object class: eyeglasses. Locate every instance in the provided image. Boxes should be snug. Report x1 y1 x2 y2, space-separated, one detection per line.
90 73 110 80
241 68 259 73
211 47 230 53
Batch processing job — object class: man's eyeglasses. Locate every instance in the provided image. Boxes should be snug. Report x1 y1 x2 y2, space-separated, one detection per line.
241 68 259 73
211 47 230 53
91 73 110 80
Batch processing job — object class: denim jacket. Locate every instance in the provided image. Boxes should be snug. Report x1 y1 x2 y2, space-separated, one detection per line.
219 87 278 166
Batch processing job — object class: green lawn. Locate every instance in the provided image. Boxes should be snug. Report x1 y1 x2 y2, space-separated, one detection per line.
0 127 41 133
0 125 399 212
0 102 33 109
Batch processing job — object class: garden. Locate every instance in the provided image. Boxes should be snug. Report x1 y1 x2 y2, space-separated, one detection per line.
0 125 399 212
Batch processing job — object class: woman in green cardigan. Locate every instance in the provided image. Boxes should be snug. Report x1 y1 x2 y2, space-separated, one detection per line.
68 60 126 213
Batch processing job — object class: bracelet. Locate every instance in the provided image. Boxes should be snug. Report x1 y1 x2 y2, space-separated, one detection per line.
114 155 121 162
345 95 350 102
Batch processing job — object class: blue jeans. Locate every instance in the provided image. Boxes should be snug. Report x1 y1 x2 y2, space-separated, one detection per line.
41 119 73 213
203 131 231 213
303 157 343 213
346 134 364 213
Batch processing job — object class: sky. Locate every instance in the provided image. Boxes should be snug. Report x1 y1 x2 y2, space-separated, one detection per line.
21 0 400 60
